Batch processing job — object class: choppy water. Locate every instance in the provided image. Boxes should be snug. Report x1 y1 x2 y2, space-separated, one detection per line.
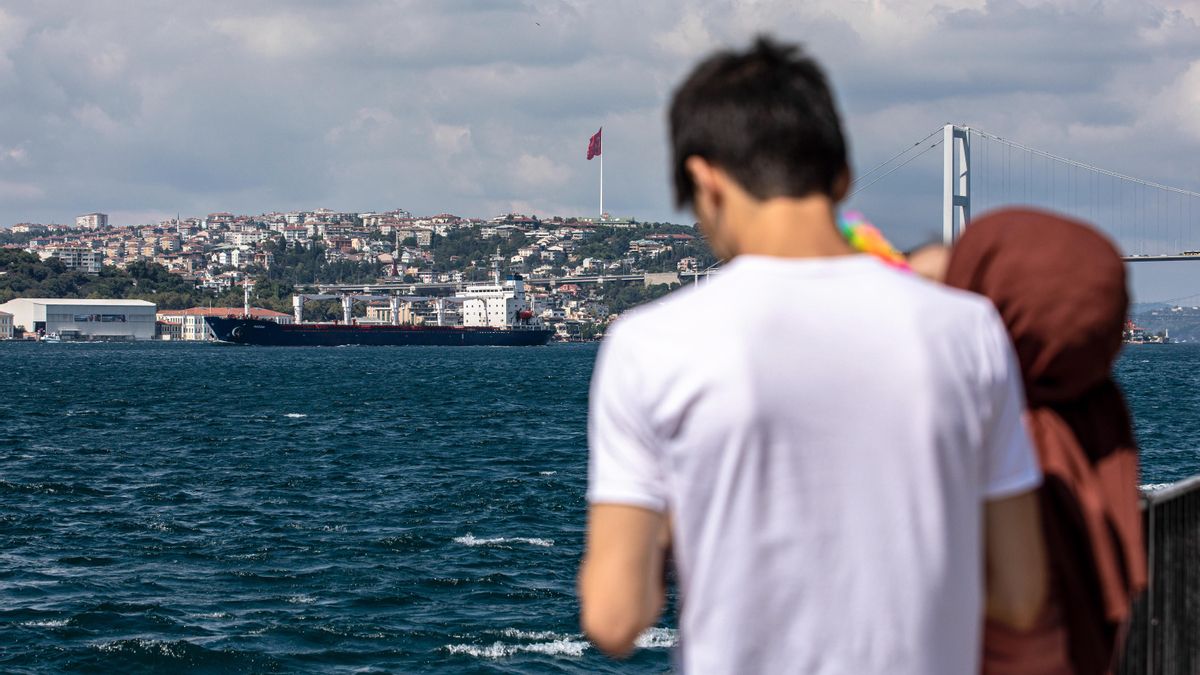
0 341 1195 673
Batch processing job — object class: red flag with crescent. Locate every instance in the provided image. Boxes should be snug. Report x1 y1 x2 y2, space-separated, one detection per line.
587 128 602 160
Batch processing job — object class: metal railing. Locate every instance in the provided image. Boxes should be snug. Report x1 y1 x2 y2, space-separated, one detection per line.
1119 476 1200 674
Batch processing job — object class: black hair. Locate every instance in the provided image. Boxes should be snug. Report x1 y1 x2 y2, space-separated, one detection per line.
669 36 849 208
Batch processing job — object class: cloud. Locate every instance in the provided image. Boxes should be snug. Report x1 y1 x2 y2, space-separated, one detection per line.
432 124 473 155
513 153 571 189
1153 59 1200 141
656 10 716 59
211 14 324 59
1 144 28 163
0 0 1197 250
0 180 44 201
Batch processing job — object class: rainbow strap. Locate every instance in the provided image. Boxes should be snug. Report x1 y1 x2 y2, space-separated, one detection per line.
838 211 909 270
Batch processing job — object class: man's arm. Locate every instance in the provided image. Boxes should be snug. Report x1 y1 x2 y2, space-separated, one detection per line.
984 489 1047 630
974 304 1048 631
578 504 667 657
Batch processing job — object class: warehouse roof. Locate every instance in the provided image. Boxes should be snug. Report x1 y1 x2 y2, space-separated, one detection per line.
0 298 156 307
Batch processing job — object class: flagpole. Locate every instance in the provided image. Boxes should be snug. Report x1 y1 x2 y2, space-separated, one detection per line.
599 152 604 218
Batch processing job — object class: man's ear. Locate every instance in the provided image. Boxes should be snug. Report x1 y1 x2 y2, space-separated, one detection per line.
831 166 851 203
686 156 721 212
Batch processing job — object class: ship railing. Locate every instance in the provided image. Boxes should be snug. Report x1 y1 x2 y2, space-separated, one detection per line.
1118 475 1200 675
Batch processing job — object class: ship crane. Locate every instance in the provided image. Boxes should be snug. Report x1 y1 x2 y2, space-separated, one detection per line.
291 291 464 326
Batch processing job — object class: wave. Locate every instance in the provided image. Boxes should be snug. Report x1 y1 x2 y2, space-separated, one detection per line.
89 638 274 670
446 638 589 659
446 627 677 660
636 627 679 649
0 480 107 496
454 534 554 548
20 619 69 628
95 638 193 657
284 413 307 418
538 471 557 476
192 612 231 620
502 628 562 640
1141 483 1172 492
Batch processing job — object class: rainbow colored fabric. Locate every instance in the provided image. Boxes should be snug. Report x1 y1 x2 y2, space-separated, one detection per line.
838 211 909 270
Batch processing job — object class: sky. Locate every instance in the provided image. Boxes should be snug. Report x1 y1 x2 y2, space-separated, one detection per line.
2 0 1200 298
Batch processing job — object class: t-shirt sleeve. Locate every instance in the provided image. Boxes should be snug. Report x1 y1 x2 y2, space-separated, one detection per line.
978 306 1043 500
586 322 668 512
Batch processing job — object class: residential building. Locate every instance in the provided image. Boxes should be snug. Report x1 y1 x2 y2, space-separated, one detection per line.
39 246 104 274
0 310 12 339
76 213 108 229
228 230 263 246
282 225 309 244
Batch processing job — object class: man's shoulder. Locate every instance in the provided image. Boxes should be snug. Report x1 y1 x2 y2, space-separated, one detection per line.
606 283 709 342
889 271 999 325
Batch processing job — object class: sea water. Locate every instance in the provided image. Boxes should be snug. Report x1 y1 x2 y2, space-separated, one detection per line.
0 342 1193 673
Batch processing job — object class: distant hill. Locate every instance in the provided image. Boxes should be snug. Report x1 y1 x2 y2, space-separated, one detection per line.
0 249 246 310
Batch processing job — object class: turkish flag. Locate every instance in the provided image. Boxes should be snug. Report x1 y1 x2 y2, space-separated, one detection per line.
587 128 602 160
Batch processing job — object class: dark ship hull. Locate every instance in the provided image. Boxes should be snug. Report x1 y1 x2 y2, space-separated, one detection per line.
205 317 554 346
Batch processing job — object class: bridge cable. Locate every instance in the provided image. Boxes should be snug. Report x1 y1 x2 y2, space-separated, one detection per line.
971 129 1200 200
847 137 944 200
849 127 943 189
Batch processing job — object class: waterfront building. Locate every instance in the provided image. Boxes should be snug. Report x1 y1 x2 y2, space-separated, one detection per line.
0 311 12 339
76 213 108 229
156 307 293 341
156 320 182 341
0 298 157 339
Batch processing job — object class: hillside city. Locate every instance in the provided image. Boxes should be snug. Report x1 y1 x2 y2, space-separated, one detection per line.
0 210 717 341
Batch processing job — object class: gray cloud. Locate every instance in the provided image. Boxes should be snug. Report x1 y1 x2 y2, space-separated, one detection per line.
2 0 1200 262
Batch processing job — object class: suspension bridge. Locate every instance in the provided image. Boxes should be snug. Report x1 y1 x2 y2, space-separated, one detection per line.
855 124 1200 261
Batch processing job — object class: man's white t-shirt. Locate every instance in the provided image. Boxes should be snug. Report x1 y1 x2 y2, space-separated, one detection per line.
587 254 1041 675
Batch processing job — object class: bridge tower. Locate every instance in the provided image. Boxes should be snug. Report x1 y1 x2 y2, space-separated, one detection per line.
942 124 971 245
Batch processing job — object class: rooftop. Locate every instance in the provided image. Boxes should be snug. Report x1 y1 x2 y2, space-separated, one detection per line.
0 298 156 307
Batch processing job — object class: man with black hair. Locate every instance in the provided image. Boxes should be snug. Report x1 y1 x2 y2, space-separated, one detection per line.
578 37 1048 673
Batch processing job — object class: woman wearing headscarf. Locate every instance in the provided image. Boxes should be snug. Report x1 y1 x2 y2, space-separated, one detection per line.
940 208 1147 675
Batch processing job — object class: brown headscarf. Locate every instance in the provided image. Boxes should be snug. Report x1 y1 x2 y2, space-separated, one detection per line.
944 208 1147 675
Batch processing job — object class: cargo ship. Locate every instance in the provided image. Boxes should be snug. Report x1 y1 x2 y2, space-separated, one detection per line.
1123 320 1170 345
206 274 553 347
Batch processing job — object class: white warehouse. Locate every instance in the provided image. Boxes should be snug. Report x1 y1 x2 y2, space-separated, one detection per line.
0 298 157 340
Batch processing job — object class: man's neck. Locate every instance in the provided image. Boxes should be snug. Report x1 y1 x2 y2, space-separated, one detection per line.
729 196 856 259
